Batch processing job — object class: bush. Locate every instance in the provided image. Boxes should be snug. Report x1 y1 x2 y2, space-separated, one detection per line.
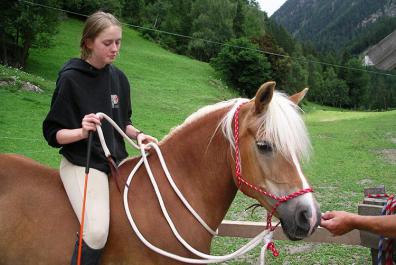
211 38 271 97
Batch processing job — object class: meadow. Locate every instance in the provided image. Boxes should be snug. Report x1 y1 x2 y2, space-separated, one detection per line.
1 17 396 264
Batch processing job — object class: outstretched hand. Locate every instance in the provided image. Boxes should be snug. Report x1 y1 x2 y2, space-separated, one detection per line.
320 211 356 236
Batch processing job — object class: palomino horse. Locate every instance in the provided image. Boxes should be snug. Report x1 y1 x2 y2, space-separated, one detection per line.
0 82 320 265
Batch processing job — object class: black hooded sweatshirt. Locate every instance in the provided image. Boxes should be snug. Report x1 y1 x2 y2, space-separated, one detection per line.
43 58 132 173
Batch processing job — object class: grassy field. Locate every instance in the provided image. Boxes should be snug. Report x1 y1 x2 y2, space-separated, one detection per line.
1 17 396 264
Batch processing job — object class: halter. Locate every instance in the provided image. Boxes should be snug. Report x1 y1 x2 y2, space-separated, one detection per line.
233 103 313 256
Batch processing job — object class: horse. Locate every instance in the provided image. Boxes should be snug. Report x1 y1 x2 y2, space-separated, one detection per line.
0 81 321 265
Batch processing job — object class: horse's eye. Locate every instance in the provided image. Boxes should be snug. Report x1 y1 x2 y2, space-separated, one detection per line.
256 141 273 153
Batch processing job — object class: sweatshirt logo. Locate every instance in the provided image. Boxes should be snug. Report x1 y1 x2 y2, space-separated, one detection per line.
111 94 119 109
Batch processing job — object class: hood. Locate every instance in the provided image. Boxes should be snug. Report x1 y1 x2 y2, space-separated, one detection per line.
59 58 110 77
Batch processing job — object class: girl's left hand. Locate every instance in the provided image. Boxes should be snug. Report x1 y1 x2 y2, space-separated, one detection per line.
137 133 158 150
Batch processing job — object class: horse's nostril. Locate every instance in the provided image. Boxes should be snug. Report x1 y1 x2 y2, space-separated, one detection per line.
295 207 311 230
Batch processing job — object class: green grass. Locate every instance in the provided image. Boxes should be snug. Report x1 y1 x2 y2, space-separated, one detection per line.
2 17 396 264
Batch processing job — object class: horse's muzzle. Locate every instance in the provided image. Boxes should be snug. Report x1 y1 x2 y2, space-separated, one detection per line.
277 198 321 241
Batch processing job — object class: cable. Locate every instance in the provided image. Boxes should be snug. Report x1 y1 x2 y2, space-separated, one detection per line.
0 136 43 141
19 0 396 78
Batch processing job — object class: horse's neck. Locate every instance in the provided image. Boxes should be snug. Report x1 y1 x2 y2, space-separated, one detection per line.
157 109 237 229
109 109 238 262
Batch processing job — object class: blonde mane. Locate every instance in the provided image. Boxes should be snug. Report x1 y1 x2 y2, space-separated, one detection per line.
161 99 238 142
162 92 311 162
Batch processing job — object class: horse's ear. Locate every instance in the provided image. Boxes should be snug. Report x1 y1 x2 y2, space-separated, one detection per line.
254 81 275 114
289 88 309 105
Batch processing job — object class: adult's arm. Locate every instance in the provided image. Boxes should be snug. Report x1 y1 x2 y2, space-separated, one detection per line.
321 211 396 238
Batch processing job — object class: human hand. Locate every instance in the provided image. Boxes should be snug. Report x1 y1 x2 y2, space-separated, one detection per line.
81 113 102 139
137 132 158 151
320 211 356 236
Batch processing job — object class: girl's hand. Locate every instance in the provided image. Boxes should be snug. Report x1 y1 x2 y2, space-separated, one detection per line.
81 113 102 139
137 132 158 151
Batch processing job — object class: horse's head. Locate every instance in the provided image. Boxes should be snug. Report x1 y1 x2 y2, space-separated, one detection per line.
222 81 320 240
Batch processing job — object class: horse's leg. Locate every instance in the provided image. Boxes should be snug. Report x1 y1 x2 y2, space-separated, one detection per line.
0 155 79 265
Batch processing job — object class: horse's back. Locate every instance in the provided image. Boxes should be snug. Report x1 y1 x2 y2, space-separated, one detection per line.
0 154 209 265
0 154 77 265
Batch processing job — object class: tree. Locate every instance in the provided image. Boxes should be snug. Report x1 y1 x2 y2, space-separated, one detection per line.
367 73 393 110
188 0 235 61
157 0 192 54
307 57 325 104
252 34 291 89
323 67 349 107
344 58 370 109
62 0 124 18
266 19 295 55
122 0 145 25
0 0 60 68
211 38 271 97
233 0 245 38
284 56 308 95
242 3 266 38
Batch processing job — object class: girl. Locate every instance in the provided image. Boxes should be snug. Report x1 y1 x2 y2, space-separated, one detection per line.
43 11 157 265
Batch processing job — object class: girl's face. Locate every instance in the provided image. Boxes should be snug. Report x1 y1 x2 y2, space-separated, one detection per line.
87 25 122 68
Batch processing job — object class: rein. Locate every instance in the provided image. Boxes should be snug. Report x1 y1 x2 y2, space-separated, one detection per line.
233 103 313 255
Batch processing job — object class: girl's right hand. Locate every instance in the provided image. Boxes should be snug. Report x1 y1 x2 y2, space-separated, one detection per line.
81 113 102 139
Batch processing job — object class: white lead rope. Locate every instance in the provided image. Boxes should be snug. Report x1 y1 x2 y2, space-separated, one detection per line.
96 112 217 236
95 112 273 264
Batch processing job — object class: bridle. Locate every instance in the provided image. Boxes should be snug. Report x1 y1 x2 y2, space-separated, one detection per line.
233 103 313 239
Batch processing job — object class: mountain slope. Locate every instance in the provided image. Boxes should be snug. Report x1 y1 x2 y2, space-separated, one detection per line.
272 0 396 52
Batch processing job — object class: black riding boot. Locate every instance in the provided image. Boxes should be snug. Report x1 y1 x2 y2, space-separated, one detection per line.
71 239 103 265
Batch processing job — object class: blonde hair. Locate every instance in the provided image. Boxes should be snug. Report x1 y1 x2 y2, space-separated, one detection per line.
80 11 122 60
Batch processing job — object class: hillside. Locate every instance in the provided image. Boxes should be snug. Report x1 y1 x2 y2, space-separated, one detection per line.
2 17 237 165
272 0 396 52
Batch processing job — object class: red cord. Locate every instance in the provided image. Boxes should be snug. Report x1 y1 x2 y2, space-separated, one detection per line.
77 173 89 265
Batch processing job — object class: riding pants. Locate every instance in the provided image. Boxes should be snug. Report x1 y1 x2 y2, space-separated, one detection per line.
60 156 110 250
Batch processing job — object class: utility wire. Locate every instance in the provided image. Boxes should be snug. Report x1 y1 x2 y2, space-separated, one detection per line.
0 136 43 141
19 0 396 77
